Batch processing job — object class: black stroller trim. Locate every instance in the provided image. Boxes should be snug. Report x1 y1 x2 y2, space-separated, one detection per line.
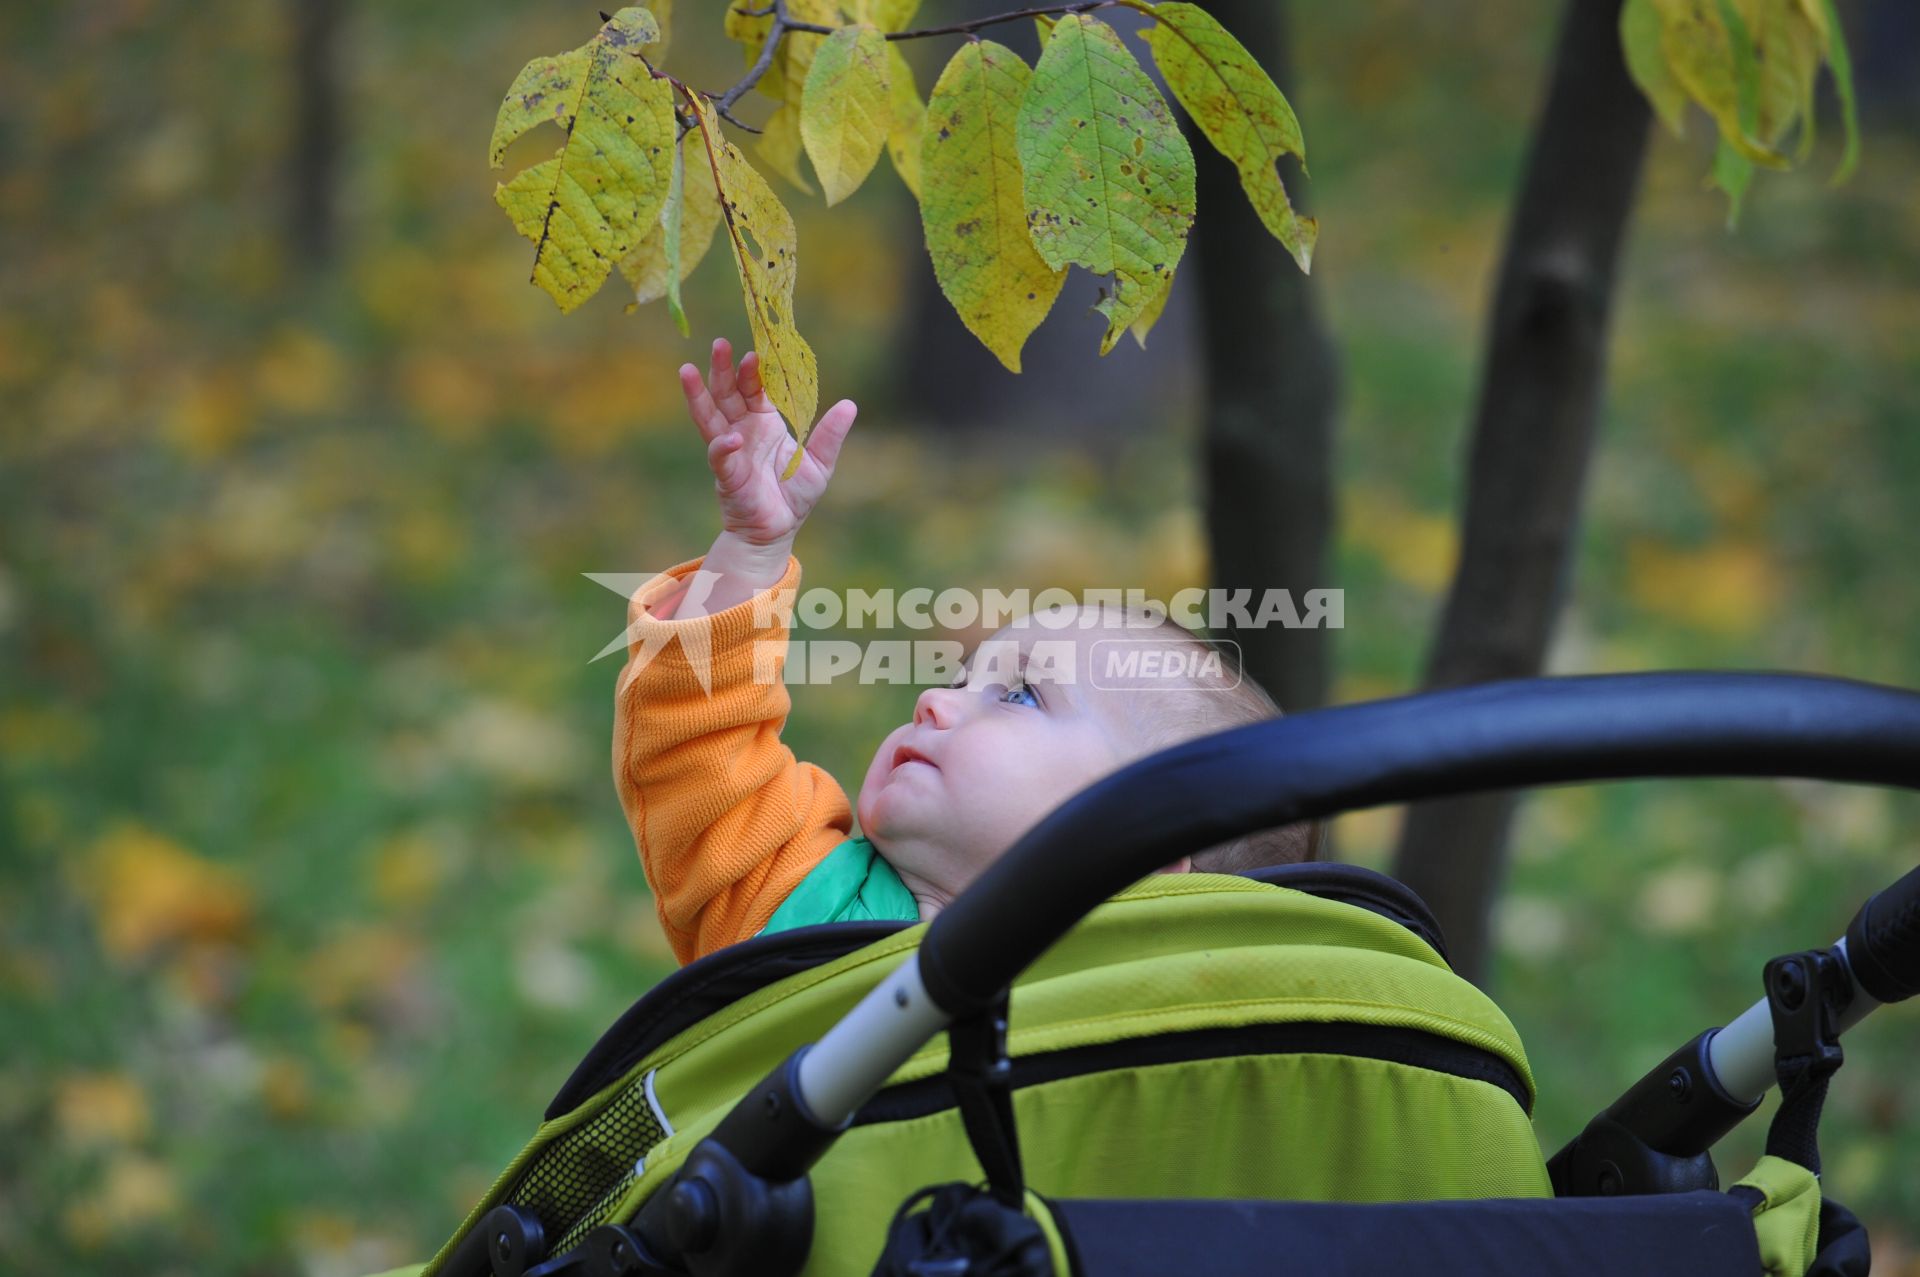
920 671 1920 1016
1241 860 1450 960
547 921 909 1119
851 1018 1531 1126
1047 1192 1763 1277
546 864 1444 1120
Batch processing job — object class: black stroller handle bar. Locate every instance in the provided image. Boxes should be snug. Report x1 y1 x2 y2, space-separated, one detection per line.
919 670 1920 1015
783 672 1920 1142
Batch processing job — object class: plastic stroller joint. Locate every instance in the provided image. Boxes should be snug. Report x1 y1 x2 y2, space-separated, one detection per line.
1762 948 1850 1176
1548 1029 1759 1196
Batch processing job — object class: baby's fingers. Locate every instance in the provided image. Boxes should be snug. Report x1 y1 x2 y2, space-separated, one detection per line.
708 337 745 416
804 399 857 476
736 350 776 414
707 431 749 492
680 364 725 442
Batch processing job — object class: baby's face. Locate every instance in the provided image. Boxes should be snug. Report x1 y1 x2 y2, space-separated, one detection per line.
855 608 1160 906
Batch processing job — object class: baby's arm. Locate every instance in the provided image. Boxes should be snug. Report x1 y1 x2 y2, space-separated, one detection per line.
614 339 858 964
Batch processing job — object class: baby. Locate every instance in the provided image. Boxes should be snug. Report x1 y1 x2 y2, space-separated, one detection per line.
615 339 1314 964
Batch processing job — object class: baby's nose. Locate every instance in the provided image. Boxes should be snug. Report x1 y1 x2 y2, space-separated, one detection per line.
913 685 961 728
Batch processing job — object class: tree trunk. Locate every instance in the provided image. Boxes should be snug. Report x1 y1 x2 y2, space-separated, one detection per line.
1390 0 1652 986
288 0 344 269
1189 0 1338 718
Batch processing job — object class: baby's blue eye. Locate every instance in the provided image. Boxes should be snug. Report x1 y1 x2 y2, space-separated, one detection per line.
1001 682 1040 708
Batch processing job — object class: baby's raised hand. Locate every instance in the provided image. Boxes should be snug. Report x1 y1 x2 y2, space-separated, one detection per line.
679 337 857 550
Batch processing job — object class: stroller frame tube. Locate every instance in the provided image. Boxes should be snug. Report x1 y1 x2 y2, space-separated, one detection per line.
798 958 948 1128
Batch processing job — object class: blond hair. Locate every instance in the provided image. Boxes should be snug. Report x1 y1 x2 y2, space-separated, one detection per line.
1115 617 1321 871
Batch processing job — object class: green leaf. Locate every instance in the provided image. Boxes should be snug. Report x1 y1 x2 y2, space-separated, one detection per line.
663 142 690 334
1710 132 1754 228
1815 0 1859 182
885 43 926 199
757 102 816 194
1017 14 1196 355
620 135 725 325
1035 14 1056 45
1142 1 1315 273
1620 0 1688 137
921 41 1066 373
801 24 894 206
687 92 819 467
492 8 676 312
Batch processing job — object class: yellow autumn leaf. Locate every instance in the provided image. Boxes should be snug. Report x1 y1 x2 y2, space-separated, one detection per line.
921 41 1065 373
82 824 253 962
849 0 918 29
884 43 925 199
756 101 816 194
1647 0 1787 167
1128 272 1174 348
732 0 843 106
488 48 590 167
687 91 820 463
1744 0 1825 147
1621 0 1688 136
1627 538 1781 634
61 1154 178 1248
55 1073 151 1147
1142 2 1315 272
723 1 787 104
650 0 674 59
491 8 677 312
620 134 726 306
1017 14 1196 354
801 24 893 206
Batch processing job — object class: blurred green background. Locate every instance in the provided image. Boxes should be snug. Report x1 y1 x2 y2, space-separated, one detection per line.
3 1 1918 1273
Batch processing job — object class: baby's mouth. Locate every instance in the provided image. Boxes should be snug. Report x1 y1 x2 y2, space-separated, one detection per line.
891 744 936 772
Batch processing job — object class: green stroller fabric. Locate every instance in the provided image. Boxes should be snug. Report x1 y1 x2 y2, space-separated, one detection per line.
412 873 1549 1276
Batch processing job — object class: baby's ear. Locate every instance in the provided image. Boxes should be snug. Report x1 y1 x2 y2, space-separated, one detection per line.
1154 855 1193 876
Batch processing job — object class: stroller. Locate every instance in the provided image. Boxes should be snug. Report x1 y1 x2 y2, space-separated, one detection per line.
389 671 1920 1277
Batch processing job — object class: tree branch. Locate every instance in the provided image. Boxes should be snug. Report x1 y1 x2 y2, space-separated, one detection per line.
686 0 1148 142
1389 0 1653 987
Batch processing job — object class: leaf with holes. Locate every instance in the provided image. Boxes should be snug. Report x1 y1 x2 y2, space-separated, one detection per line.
922 41 1064 372
491 8 675 312
620 135 725 328
686 91 819 470
1017 14 1195 354
802 25 893 205
1142 2 1314 273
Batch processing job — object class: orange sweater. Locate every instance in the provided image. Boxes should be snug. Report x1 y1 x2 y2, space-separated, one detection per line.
612 556 852 964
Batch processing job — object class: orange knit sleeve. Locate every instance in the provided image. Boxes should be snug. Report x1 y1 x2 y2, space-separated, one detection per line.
611 556 853 964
